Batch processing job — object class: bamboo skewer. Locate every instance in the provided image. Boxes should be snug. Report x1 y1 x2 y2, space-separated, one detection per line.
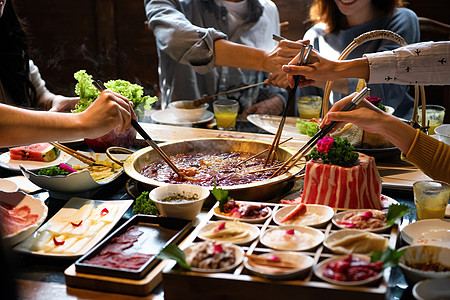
92 80 188 179
264 45 312 167
50 142 96 166
270 87 370 178
234 137 293 167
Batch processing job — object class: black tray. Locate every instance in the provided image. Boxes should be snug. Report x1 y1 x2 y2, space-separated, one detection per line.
75 214 192 279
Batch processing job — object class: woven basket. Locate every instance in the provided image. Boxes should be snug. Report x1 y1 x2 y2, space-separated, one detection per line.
321 29 426 129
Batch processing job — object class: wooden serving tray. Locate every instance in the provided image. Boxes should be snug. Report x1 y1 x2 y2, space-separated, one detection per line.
162 202 399 300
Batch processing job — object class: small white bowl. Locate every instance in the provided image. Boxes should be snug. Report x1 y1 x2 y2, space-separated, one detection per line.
314 254 383 286
149 184 209 220
197 220 260 245
184 241 244 273
398 245 450 285
168 101 209 122
260 225 324 251
0 191 48 245
435 124 450 145
244 251 314 280
413 278 450 300
273 204 334 228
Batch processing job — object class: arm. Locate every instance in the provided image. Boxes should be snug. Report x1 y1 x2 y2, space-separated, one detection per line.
37 92 80 112
0 90 135 147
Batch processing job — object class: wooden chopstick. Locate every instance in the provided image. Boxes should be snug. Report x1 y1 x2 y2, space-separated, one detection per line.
270 87 370 178
50 142 95 166
92 80 188 179
264 45 312 167
234 137 293 167
245 254 298 269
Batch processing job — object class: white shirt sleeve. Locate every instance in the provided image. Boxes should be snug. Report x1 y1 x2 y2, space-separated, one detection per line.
29 60 49 99
364 41 450 85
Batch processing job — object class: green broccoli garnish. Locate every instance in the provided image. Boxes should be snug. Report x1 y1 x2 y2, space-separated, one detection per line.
133 191 159 215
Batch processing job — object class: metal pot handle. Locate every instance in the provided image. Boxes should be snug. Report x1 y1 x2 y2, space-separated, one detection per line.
106 147 135 166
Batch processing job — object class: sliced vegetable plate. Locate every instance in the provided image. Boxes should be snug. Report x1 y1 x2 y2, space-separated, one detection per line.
14 197 133 258
273 204 334 228
212 202 272 224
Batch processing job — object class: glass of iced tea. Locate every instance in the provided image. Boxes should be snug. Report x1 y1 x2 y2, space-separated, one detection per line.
418 105 446 135
297 95 322 120
413 180 450 220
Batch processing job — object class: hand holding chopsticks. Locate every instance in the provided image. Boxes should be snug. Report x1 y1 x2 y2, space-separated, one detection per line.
92 80 188 180
270 87 370 178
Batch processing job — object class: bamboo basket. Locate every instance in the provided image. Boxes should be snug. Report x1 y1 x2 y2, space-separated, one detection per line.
321 30 427 130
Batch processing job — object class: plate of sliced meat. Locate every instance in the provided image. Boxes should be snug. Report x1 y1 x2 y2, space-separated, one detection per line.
0 191 48 246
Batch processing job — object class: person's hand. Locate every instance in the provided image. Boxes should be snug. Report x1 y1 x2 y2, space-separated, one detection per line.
242 96 284 117
321 93 388 134
79 90 136 138
262 40 310 74
282 48 340 88
49 96 80 112
266 72 289 88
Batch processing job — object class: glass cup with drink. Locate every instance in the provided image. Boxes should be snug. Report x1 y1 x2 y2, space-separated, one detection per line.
297 95 322 120
418 105 446 135
413 180 450 220
213 99 239 130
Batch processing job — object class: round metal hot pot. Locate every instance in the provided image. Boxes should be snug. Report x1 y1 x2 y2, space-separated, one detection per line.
107 138 302 201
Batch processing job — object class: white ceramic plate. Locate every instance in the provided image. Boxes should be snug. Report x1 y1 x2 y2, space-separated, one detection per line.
332 209 392 233
401 219 450 247
14 197 133 258
413 278 450 300
19 152 128 193
273 204 334 228
1 191 48 246
212 202 272 224
324 230 389 254
385 106 395 115
314 254 383 286
260 225 324 251
247 114 310 141
184 241 244 273
0 151 71 172
244 251 314 280
0 178 19 192
197 221 260 245
151 109 214 125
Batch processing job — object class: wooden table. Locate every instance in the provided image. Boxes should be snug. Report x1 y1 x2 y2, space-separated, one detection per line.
0 120 423 299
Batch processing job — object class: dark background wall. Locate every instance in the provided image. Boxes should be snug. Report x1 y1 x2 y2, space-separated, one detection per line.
13 0 450 111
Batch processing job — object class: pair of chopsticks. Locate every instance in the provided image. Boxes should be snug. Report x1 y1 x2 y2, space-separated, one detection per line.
264 43 313 167
92 80 187 179
50 142 96 166
234 137 293 167
270 87 370 178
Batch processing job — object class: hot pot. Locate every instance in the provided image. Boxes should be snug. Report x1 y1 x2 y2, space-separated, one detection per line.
107 138 303 201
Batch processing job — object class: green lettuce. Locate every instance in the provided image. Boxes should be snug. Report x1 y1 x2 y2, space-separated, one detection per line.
72 70 157 119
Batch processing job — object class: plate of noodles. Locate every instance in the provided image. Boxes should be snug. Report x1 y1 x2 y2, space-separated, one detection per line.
20 152 128 193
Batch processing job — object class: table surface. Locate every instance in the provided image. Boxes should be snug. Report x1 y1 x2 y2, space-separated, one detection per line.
0 118 424 300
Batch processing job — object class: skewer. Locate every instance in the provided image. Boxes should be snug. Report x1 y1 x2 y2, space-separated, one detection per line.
264 44 313 167
270 87 370 178
243 162 305 174
92 80 187 179
234 137 293 167
50 142 95 166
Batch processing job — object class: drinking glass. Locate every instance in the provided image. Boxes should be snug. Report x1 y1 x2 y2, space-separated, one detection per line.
213 100 239 130
413 180 450 220
418 105 446 135
297 95 322 120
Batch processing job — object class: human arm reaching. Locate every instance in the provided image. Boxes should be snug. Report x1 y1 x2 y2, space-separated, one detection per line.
0 90 135 147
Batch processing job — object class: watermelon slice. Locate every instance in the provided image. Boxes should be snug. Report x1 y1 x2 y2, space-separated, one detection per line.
9 143 60 162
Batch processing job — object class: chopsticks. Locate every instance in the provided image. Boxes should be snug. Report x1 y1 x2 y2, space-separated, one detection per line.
50 142 96 166
92 80 187 179
234 137 293 167
270 87 370 178
264 44 313 167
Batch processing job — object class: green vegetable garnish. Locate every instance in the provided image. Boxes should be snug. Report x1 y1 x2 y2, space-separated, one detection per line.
72 70 158 119
211 183 233 213
296 120 318 137
38 166 69 176
309 137 359 167
156 244 191 270
371 247 406 269
385 203 412 226
133 191 160 215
